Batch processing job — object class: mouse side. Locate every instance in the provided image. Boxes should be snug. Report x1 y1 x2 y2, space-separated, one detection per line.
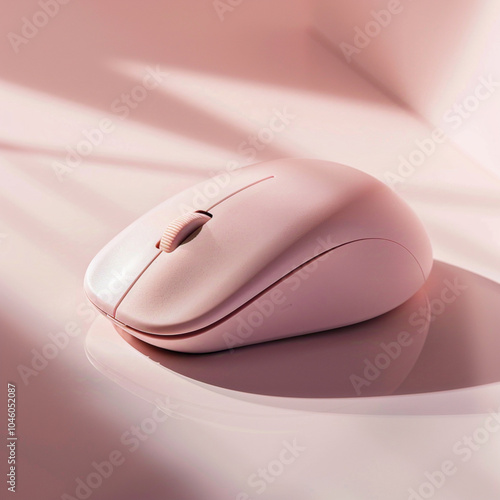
113 237 427 353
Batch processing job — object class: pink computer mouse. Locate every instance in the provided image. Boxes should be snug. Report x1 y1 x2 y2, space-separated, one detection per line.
84 159 432 353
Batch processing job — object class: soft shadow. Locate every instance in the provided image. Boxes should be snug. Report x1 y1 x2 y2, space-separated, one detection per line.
0 140 211 176
86 261 500 416
2 314 204 500
120 261 500 398
122 285 430 399
0 0 391 152
312 0 488 119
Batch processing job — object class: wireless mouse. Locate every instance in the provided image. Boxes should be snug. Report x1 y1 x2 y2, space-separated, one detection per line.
84 159 433 353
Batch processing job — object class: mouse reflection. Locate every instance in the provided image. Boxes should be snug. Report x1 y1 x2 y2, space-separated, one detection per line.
86 261 500 413
115 284 430 399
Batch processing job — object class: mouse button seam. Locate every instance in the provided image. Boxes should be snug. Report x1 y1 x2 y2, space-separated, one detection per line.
206 175 275 211
111 250 162 318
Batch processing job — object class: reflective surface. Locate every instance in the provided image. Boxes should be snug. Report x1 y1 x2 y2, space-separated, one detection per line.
87 261 500 419
2 1 500 498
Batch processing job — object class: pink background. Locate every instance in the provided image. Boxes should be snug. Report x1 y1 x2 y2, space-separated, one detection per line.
1 1 499 499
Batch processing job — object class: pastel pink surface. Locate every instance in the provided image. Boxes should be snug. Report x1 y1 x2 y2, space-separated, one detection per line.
1 1 499 499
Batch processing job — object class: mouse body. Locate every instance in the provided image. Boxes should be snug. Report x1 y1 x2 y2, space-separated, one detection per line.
84 159 432 353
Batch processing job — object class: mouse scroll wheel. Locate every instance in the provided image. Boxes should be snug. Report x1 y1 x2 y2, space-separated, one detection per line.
159 211 212 253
